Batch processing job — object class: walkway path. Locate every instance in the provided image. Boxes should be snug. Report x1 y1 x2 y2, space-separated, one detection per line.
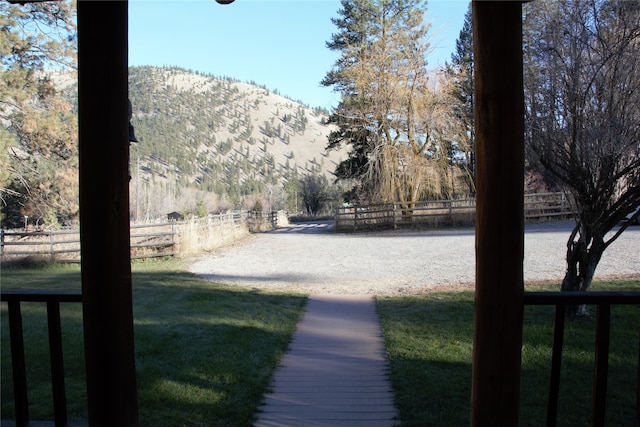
254 295 399 427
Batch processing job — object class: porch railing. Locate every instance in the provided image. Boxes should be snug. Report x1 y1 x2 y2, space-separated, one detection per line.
1 290 83 427
523 291 640 427
2 289 639 426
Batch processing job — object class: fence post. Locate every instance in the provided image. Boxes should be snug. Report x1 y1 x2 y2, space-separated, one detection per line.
171 222 177 253
393 204 397 229
352 208 356 231
49 232 55 262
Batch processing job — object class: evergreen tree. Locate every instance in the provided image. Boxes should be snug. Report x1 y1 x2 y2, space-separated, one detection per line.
446 2 475 195
1 1 78 227
322 0 437 205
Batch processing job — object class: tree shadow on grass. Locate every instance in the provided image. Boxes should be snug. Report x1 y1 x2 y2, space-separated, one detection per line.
1 266 306 427
376 292 474 426
132 270 306 427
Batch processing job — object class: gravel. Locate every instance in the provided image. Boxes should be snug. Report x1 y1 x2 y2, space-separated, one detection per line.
188 220 640 295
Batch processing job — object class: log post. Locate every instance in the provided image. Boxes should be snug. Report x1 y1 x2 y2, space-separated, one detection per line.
471 2 525 426
77 1 138 425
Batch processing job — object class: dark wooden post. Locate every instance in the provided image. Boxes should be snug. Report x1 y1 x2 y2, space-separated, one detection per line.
77 1 138 425
471 2 525 426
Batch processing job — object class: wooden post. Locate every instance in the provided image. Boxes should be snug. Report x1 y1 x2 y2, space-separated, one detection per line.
77 1 138 426
471 2 525 426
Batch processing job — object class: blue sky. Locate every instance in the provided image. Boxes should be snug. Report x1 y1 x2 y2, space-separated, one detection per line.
129 0 470 110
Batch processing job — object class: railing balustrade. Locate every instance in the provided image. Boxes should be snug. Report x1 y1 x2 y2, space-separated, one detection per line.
2 289 639 426
1 290 83 427
523 291 640 427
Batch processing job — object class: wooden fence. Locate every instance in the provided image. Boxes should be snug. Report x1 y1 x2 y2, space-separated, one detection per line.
0 222 186 262
335 192 574 231
0 211 281 263
0 211 290 263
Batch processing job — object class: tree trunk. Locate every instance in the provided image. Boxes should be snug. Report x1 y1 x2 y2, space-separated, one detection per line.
560 226 586 292
561 223 606 316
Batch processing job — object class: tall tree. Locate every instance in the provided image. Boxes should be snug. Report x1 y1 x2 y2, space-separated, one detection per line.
445 2 475 195
523 0 640 298
323 0 445 205
0 1 78 227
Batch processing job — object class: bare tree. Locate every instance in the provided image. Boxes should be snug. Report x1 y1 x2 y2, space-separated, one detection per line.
523 0 640 298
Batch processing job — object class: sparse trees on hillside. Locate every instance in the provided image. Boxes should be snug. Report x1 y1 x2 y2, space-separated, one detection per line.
127 65 343 218
523 0 640 297
2 17 341 225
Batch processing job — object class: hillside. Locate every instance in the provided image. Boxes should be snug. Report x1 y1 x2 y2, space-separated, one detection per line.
128 66 341 191
53 66 345 215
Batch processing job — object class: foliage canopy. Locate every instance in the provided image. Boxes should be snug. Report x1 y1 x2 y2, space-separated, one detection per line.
1 1 78 228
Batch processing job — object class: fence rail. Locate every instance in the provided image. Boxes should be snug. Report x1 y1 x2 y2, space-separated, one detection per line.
0 211 279 263
335 192 574 231
0 223 177 262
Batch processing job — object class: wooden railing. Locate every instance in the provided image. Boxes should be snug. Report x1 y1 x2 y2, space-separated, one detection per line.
335 192 574 231
523 291 640 427
3 290 638 426
1 290 83 427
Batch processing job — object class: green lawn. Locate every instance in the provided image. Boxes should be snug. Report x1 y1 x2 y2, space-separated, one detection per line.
377 279 640 427
2 261 639 426
1 260 306 426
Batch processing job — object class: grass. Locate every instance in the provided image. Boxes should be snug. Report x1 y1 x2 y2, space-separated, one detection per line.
0 259 306 426
376 279 640 427
2 260 639 426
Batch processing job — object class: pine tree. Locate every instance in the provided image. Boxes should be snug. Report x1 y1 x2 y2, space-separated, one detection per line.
322 0 437 205
446 2 475 195
1 1 78 227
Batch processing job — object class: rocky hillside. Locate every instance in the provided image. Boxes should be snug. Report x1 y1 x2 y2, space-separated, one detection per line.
52 66 345 214
127 66 342 194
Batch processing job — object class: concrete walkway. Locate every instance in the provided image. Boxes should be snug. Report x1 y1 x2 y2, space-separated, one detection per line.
255 295 399 427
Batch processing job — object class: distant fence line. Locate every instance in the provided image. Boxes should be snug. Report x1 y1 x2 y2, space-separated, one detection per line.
1 210 288 263
335 192 575 231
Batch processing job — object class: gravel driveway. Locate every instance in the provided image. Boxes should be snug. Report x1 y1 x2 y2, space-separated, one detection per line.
188 220 640 294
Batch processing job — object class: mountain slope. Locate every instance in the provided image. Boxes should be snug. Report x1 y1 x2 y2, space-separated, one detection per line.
128 66 342 196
